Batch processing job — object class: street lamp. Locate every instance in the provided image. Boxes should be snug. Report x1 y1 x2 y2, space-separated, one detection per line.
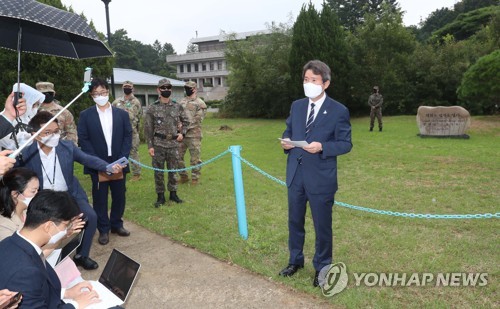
101 0 115 97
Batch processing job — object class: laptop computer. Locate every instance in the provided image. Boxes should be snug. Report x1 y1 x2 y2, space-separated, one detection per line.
86 249 141 309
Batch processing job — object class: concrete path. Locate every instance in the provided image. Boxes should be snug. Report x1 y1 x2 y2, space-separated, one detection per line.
81 221 331 308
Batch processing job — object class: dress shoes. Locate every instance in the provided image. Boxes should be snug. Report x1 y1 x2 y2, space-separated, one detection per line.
313 271 320 287
98 233 109 245
279 264 303 277
74 255 99 270
111 227 130 237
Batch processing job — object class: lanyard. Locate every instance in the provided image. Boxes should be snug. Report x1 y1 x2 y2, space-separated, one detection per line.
41 154 57 189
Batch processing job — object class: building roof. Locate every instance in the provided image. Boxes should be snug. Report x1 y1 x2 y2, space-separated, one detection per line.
190 29 271 44
113 68 184 87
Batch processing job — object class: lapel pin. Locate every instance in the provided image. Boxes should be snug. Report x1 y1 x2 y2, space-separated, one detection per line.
323 110 327 114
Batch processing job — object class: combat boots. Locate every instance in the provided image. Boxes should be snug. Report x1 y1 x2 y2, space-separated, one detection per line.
179 174 189 184
155 193 166 208
169 191 183 203
191 178 199 185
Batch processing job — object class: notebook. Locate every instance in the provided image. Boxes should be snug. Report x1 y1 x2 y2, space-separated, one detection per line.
86 249 141 309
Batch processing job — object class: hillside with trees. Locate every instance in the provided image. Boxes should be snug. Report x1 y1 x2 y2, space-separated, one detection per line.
223 0 500 117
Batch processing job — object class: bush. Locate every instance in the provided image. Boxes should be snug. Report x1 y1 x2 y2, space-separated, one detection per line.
458 49 500 114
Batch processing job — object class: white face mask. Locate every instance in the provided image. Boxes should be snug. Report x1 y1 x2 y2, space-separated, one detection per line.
19 193 34 206
40 133 60 148
93 95 109 106
47 222 68 245
303 82 324 99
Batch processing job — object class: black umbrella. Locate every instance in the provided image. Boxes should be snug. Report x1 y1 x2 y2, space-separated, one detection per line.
0 0 112 88
0 0 113 157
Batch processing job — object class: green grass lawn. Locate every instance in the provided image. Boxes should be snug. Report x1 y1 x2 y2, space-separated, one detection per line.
76 115 499 308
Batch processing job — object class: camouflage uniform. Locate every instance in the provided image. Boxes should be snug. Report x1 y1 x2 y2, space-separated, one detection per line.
35 82 78 145
144 96 188 194
368 86 383 131
178 82 207 181
112 93 143 176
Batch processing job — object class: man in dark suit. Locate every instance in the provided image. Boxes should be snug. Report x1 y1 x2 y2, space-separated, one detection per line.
279 60 352 287
78 78 132 246
0 190 100 308
20 111 124 270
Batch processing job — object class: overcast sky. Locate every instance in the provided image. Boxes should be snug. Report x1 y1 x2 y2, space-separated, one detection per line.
61 0 458 54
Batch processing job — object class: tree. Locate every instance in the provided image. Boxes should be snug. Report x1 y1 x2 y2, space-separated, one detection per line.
347 2 416 115
186 43 199 53
432 6 500 41
327 0 400 31
458 50 500 114
110 30 177 78
223 23 293 118
288 3 350 104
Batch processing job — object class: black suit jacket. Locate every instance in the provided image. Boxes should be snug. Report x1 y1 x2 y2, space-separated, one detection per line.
283 96 352 195
77 105 132 174
0 233 75 308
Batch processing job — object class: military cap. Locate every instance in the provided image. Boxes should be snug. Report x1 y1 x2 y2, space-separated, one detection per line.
158 78 171 87
123 80 134 87
36 82 55 93
373 86 379 90
185 81 197 88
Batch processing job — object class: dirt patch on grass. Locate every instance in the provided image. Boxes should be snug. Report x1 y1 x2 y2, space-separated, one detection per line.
470 116 500 133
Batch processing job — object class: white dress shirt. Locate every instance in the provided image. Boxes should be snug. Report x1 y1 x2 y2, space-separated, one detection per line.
38 144 68 191
96 104 113 156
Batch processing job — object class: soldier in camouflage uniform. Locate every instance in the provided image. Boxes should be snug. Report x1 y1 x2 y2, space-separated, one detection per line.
35 82 78 144
144 78 188 207
178 81 207 185
368 86 383 132
112 81 143 181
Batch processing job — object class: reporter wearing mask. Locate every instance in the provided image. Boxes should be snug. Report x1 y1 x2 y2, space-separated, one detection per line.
0 167 39 240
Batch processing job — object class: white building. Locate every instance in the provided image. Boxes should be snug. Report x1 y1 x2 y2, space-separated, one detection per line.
166 30 270 101
112 68 185 106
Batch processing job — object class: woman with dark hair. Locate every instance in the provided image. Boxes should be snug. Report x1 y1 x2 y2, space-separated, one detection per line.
0 167 39 240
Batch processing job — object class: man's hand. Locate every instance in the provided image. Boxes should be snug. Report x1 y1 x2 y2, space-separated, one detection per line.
148 147 155 157
280 138 295 150
0 150 15 176
65 282 101 308
176 134 183 142
0 289 21 309
110 163 124 174
3 93 27 121
303 142 322 154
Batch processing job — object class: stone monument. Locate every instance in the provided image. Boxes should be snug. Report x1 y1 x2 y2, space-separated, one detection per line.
416 106 471 138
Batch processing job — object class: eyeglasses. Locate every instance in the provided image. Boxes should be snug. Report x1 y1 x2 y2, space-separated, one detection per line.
159 86 171 90
40 129 60 137
90 90 109 98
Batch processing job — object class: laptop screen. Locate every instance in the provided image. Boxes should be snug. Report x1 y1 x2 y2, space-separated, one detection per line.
57 230 84 265
98 249 141 302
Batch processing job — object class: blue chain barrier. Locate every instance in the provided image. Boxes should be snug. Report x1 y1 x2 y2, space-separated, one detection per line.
229 149 499 220
129 149 230 173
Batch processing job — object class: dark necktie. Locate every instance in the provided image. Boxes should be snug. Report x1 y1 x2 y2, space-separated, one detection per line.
305 103 315 136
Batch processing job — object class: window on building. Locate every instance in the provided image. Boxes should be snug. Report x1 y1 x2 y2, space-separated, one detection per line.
187 64 191 72
194 63 199 72
203 78 213 87
215 77 221 86
202 63 206 71
134 95 146 106
217 60 223 70
179 64 184 73
209 62 214 71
